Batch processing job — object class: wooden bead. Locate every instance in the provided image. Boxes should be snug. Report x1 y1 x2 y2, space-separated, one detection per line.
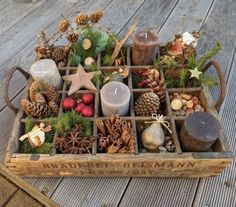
82 38 92 50
171 99 183 111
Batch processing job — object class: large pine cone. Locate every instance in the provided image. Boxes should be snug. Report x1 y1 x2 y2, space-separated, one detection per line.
21 99 51 119
134 92 160 116
34 92 46 104
46 85 60 103
148 69 166 104
29 81 40 102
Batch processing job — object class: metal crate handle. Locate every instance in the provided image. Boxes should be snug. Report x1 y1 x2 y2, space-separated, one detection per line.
203 61 226 111
4 66 30 114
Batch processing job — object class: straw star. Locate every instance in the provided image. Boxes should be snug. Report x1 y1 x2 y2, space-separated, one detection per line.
63 65 97 95
189 67 202 79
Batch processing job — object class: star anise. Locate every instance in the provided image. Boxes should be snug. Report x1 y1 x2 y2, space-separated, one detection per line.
68 146 86 154
55 135 68 152
72 123 84 136
67 131 81 147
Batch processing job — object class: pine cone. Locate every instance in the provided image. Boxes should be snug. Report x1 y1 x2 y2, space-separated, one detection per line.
48 101 59 116
52 47 69 65
29 81 40 102
134 92 160 116
36 45 52 59
21 99 51 118
66 33 78 43
90 10 103 23
147 69 166 104
58 19 69 32
34 92 46 104
46 85 60 103
75 13 89 26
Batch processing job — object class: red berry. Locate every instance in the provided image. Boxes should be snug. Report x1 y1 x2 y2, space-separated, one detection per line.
63 97 76 110
82 93 94 105
75 102 85 113
81 106 94 117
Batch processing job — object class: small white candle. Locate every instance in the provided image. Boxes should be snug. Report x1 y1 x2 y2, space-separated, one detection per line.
30 59 62 90
100 81 131 116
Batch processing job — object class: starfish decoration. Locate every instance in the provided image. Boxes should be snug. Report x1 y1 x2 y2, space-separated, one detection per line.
189 67 202 79
63 65 97 95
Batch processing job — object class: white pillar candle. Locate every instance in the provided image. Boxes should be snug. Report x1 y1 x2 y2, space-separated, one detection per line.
30 59 62 90
100 81 131 116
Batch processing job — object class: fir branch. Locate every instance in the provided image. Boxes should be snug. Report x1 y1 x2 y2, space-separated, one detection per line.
197 43 222 71
24 117 34 133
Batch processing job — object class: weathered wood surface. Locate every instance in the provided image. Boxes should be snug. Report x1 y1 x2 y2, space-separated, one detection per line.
0 0 235 206
0 165 58 206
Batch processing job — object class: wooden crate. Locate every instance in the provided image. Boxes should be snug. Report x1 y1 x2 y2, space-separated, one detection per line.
4 47 233 177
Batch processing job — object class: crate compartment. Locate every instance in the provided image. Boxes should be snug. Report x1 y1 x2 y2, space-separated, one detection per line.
94 117 137 154
167 88 209 117
135 118 178 153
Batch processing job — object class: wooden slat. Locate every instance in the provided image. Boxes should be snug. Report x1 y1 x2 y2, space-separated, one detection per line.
0 0 15 11
0 175 18 206
5 189 43 207
0 0 47 35
118 0 215 206
193 47 236 207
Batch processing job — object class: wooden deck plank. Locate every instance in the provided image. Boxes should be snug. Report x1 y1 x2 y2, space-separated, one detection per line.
0 0 80 68
118 0 215 206
0 0 47 36
0 175 18 206
5 189 43 207
193 51 236 207
0 0 15 11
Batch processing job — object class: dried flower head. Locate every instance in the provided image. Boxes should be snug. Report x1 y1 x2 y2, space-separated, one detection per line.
90 10 103 23
75 13 89 26
58 19 69 32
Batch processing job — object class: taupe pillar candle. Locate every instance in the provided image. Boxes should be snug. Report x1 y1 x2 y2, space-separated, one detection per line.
179 112 221 152
132 30 158 65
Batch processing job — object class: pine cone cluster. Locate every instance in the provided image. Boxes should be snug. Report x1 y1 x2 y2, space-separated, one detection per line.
75 13 89 26
147 69 166 104
21 81 60 118
134 92 160 116
90 10 103 23
35 45 52 59
58 19 69 32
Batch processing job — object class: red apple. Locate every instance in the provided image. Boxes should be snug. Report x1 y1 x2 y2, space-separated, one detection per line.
81 106 94 117
82 93 94 105
63 97 76 110
75 102 85 113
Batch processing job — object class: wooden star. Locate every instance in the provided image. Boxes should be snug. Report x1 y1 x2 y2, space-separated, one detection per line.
189 67 202 79
63 65 97 95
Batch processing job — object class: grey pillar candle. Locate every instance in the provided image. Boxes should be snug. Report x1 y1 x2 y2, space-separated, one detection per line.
100 81 131 116
132 30 158 65
179 112 221 152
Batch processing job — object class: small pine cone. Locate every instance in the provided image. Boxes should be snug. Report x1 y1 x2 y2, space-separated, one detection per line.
52 47 69 65
58 19 69 32
90 10 103 23
66 33 78 43
34 92 47 104
48 101 59 116
21 99 51 119
75 13 89 26
29 81 40 102
46 85 60 103
134 92 160 116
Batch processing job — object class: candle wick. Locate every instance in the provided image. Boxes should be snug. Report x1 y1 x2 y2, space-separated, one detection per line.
115 87 117 95
145 32 148 39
